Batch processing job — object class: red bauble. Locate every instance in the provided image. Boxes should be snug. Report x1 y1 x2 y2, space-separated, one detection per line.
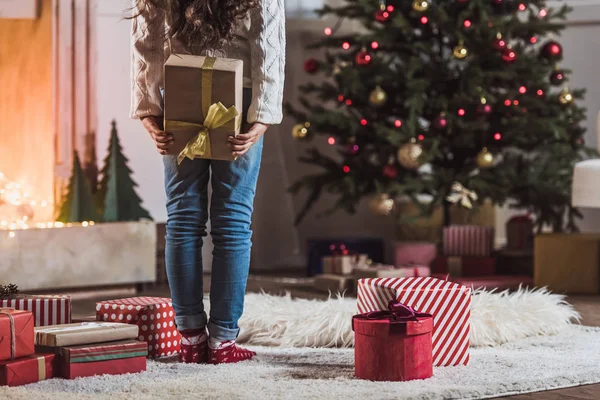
375 9 391 22
502 47 517 62
303 58 319 74
383 164 398 179
433 114 448 129
355 50 372 65
541 41 563 60
477 104 492 115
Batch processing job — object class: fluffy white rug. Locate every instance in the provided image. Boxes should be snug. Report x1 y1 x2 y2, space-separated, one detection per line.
4 325 600 400
237 288 580 348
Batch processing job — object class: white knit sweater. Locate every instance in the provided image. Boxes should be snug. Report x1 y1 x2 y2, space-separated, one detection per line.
130 1 286 125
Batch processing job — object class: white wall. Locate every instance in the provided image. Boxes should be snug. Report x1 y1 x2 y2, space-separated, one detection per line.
95 1 600 270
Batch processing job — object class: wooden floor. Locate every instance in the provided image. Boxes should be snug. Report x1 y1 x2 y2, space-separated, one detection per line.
72 276 600 400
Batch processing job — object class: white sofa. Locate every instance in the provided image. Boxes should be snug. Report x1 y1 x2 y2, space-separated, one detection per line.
572 112 600 208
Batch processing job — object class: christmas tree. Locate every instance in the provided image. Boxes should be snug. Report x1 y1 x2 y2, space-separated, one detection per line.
57 152 101 223
97 120 152 222
287 0 594 232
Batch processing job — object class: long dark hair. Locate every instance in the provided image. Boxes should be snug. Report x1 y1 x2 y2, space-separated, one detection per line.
135 0 258 50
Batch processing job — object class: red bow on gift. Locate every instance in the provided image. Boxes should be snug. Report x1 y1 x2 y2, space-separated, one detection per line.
355 300 432 322
329 243 352 256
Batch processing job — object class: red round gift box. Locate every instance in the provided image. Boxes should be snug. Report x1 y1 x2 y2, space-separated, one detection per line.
353 314 433 382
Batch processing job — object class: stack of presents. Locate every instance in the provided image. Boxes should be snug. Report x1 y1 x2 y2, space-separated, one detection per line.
311 215 534 294
0 290 178 387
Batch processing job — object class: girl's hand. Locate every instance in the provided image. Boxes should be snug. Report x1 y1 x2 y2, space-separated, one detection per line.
228 123 269 157
141 116 174 155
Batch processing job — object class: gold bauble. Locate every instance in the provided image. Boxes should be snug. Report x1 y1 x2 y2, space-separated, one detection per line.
559 87 573 105
412 0 429 12
397 141 424 170
453 43 468 59
476 148 495 169
369 193 395 216
369 86 388 107
292 122 310 139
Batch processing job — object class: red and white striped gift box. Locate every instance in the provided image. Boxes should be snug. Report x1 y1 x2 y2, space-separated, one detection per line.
96 297 180 359
1 295 71 327
357 277 471 366
443 225 494 257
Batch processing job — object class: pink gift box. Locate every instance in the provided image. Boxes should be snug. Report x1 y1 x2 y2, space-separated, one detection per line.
357 277 472 366
394 242 437 267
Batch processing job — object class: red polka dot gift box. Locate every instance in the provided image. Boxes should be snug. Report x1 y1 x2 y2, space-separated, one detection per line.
96 297 180 359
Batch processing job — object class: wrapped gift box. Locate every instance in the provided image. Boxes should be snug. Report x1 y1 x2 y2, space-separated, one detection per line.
353 301 433 382
0 309 34 361
164 54 243 161
314 274 354 294
431 256 496 277
34 322 138 347
0 354 55 387
37 339 148 379
443 225 494 257
357 277 471 366
322 254 369 276
394 242 437 267
354 265 430 280
448 275 533 291
495 250 533 276
506 215 534 251
96 297 180 358
306 238 384 276
1 295 71 327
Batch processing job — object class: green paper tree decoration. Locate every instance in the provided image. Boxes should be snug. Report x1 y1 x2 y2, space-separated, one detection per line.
57 152 101 223
98 120 152 222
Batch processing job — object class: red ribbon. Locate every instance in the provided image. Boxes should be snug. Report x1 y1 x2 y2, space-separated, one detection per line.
354 300 432 322
0 309 16 360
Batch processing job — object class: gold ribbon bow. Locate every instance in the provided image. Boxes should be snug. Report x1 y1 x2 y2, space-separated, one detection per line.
0 309 16 360
164 56 240 164
446 182 478 209
170 102 239 164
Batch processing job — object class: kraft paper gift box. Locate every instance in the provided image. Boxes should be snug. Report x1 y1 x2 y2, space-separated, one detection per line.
357 277 472 366
34 322 139 347
354 264 431 279
353 301 433 382
314 274 355 293
431 256 496 277
164 54 243 162
1 295 71 327
37 339 148 379
306 238 385 276
0 309 34 361
443 225 495 257
323 254 369 275
0 354 55 387
96 297 180 358
394 242 437 267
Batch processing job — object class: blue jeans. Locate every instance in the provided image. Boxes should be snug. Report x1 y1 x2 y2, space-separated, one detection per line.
163 88 261 341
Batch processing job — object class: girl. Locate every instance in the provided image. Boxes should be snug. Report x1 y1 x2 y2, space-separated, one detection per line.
130 0 285 364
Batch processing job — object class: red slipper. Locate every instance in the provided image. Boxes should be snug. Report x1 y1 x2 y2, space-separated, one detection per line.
179 329 208 364
209 341 256 364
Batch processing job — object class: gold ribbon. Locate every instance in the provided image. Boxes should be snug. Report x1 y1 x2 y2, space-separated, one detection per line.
0 309 16 360
37 356 46 380
446 182 479 210
165 56 240 164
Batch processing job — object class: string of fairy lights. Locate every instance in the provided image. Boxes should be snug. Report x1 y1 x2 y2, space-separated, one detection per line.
0 171 94 238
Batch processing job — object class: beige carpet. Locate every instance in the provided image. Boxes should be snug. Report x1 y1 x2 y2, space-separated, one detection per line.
3 325 600 400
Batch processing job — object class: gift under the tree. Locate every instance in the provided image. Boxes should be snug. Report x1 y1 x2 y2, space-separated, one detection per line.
322 254 369 275
1 295 71 327
0 309 34 361
314 274 354 293
34 322 138 347
443 225 494 257
431 256 496 277
446 275 533 291
505 215 534 251
164 54 243 162
37 339 148 379
353 301 433 382
96 297 180 358
354 264 431 279
306 237 384 276
495 250 533 276
394 242 437 267
357 277 471 366
0 354 55 387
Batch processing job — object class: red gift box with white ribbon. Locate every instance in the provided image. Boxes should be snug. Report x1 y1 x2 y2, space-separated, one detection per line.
443 225 494 257
357 276 471 366
96 297 180 359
